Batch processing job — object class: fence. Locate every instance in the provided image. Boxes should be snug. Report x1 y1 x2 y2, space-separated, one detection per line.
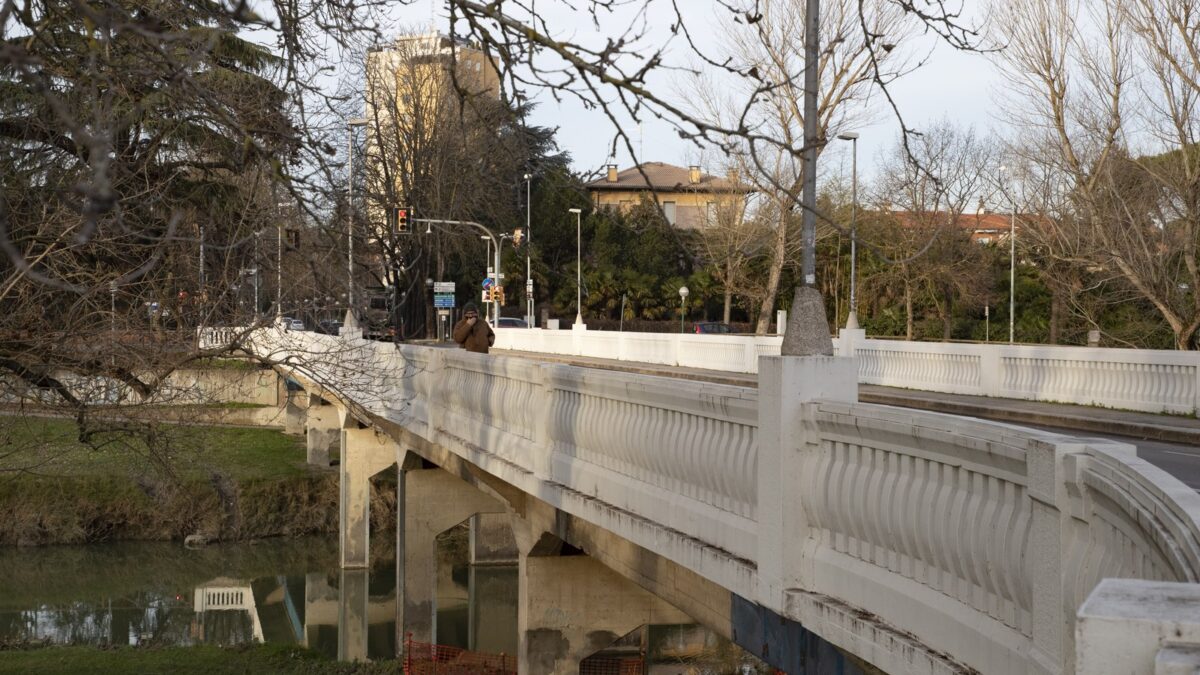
493 327 1200 414
403 635 517 675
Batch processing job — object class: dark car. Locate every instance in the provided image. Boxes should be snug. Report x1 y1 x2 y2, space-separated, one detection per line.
316 320 343 335
496 317 529 328
692 321 733 334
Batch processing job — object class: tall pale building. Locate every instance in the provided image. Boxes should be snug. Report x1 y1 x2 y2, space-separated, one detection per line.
362 33 501 228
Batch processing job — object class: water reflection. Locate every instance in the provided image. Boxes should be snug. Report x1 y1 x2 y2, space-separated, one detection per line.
0 537 517 663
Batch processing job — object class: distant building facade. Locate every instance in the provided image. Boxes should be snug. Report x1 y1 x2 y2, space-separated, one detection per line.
584 162 752 230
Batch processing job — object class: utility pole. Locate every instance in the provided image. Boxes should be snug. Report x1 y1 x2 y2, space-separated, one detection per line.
524 173 534 327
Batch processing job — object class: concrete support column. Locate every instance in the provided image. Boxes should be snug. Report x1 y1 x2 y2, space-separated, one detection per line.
340 427 400 569
756 355 856 605
469 513 518 565
1076 579 1200 675
399 468 506 645
516 549 692 675
338 568 370 662
283 393 308 436
305 399 341 466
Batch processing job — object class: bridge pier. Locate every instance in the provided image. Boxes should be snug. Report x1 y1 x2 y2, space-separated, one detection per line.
337 568 370 662
340 426 399 569
399 466 507 645
283 392 308 436
305 395 341 466
511 523 691 675
470 513 518 565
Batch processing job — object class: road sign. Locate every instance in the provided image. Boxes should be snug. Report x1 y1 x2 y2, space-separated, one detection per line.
434 293 455 309
433 281 455 293
482 278 495 289
437 309 450 317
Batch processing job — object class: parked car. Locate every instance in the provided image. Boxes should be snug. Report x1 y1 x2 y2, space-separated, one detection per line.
288 318 306 331
496 317 529 328
316 320 343 335
692 321 732 334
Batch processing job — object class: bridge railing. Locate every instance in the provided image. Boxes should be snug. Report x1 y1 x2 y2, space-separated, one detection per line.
792 395 1200 674
493 328 1200 414
242 329 1200 675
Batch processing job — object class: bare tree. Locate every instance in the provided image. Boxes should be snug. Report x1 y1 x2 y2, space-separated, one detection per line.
994 0 1200 349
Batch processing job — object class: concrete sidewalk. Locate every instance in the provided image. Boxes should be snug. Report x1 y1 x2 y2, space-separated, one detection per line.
493 349 1200 447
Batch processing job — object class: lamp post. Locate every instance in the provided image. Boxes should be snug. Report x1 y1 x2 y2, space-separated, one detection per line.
1000 165 1015 344
678 286 690 333
837 131 860 329
524 173 534 327
569 208 583 326
346 118 368 318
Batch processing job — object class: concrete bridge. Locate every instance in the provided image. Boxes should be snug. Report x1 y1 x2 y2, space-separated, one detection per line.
210 326 1200 675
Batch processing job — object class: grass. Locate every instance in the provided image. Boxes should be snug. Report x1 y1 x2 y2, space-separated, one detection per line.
0 643 404 674
0 415 308 481
0 415 383 545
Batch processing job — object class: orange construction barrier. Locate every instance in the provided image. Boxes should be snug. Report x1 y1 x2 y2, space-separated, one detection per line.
403 633 518 675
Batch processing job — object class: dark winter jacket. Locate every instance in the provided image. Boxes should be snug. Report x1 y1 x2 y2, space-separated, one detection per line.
452 317 495 354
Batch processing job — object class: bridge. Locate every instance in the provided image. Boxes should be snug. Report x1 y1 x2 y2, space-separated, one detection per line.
209 325 1200 675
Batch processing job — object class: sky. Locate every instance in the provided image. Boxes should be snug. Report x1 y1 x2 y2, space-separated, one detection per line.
380 0 1002 184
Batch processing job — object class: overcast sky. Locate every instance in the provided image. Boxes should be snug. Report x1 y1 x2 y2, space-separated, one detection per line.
380 1 1001 183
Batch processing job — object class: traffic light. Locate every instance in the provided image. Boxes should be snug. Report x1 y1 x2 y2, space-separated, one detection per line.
495 286 506 305
512 227 524 246
388 207 411 234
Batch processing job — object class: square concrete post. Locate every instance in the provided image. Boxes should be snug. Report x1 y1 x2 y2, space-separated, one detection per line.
756 355 857 608
338 568 370 662
1076 579 1200 674
340 427 400 569
399 468 506 645
305 401 340 466
516 551 692 675
283 394 308 436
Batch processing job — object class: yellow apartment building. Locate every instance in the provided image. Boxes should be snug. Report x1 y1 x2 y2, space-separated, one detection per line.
584 162 752 229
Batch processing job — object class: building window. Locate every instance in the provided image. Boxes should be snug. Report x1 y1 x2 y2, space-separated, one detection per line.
662 201 677 225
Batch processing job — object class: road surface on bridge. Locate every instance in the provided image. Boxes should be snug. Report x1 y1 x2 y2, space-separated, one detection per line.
483 347 1200 491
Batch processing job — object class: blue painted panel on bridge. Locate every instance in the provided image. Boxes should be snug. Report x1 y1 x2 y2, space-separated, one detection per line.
730 594 866 675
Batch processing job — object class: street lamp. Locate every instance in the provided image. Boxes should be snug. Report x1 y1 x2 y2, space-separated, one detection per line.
837 131 860 329
569 208 583 326
524 173 534 327
678 286 690 333
999 165 1015 344
346 117 368 319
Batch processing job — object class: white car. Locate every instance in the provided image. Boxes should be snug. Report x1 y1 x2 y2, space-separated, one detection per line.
287 318 306 331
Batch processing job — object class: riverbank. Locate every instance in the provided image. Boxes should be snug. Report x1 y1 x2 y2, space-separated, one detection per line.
0 416 396 546
0 643 404 674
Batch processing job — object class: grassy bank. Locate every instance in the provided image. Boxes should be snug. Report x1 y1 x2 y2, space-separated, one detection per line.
0 416 396 546
0 644 404 674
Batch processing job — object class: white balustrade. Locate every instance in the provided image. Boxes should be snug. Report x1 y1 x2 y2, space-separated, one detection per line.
494 328 1200 414
238 327 1200 675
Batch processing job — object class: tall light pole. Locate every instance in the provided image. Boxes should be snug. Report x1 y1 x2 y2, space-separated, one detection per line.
524 173 534 327
1000 165 1015 344
569 208 583 326
800 0 820 288
253 230 260 317
414 218 504 326
346 118 367 318
837 132 860 329
198 223 205 289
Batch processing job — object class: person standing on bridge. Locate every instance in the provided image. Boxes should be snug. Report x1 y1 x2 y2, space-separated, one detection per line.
453 302 495 354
